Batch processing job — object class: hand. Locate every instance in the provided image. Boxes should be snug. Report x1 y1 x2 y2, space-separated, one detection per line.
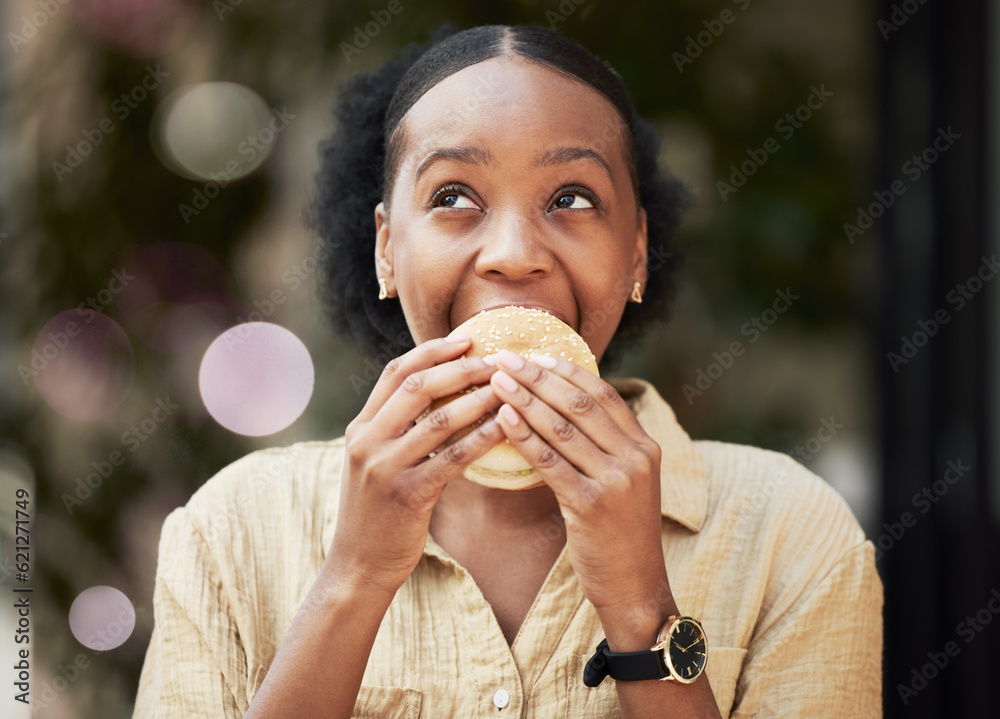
324 335 505 597
486 349 670 626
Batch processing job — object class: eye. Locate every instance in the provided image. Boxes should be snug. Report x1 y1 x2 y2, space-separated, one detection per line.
430 183 480 209
551 185 600 210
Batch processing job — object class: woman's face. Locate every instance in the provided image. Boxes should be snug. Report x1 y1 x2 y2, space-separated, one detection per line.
375 56 647 363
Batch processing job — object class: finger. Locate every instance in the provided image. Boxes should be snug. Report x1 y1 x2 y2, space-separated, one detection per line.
493 401 588 498
356 334 473 423
413 415 506 497
492 350 637 455
394 384 504 464
491 370 610 478
372 353 497 438
527 352 648 442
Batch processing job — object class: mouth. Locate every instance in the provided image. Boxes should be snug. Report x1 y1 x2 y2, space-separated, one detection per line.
464 303 574 330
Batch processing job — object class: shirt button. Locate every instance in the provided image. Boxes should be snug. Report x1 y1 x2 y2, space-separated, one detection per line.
493 689 509 708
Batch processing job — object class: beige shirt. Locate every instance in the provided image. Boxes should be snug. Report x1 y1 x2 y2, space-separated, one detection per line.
134 378 883 718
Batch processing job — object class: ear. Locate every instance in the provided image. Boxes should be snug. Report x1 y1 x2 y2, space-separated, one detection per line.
374 202 395 297
632 206 649 290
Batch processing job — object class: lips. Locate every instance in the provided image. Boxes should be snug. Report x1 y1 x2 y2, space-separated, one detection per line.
463 303 572 330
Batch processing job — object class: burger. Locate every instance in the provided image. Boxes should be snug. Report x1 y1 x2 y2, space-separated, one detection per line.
426 306 599 490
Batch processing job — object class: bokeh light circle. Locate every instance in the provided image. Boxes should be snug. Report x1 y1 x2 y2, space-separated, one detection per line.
69 586 136 651
152 83 274 181
71 0 198 57
31 310 134 421
118 241 236 354
199 323 314 436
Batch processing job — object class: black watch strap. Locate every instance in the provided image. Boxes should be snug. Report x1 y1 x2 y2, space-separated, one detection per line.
583 638 667 687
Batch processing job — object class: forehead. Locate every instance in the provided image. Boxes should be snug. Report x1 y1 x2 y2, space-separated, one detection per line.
398 56 630 172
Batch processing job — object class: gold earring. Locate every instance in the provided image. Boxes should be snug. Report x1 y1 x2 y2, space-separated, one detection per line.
631 281 643 303
378 277 388 300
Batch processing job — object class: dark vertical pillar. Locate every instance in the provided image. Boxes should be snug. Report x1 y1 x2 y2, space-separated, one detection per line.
878 0 999 716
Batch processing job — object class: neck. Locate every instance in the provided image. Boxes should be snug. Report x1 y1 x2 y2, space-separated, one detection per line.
430 475 565 538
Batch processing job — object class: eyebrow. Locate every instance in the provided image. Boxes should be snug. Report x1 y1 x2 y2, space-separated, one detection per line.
532 146 616 189
415 146 494 181
414 145 616 188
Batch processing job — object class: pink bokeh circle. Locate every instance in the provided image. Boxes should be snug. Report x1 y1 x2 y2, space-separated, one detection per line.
30 310 134 421
198 323 314 436
70 0 198 57
69 585 136 651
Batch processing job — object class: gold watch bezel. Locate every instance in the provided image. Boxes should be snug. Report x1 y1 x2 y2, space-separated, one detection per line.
650 615 708 684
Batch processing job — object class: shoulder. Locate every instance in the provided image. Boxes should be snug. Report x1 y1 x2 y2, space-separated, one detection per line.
161 438 346 564
185 438 345 514
692 438 867 576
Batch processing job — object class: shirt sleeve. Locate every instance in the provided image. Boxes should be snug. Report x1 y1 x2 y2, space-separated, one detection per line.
730 539 883 717
133 507 250 718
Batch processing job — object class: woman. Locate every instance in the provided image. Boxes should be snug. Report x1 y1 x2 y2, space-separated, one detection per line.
134 24 882 718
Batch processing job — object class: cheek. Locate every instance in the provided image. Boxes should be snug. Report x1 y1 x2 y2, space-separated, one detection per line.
392 242 461 340
395 242 458 297
573 239 633 333
577 280 630 352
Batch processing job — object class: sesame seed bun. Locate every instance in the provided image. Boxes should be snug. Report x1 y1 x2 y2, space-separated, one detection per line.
427 306 599 490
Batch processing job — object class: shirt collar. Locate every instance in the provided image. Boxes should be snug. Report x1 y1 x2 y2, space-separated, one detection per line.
608 378 708 532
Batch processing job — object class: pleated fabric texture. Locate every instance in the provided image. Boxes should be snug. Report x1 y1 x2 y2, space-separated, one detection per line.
133 378 883 718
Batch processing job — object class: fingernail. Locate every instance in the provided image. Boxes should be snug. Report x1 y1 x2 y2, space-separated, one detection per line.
482 353 497 366
445 333 470 343
496 349 524 370
493 370 518 392
499 404 520 426
529 353 557 369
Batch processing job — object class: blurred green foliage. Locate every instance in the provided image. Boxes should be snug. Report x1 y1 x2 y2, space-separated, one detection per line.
0 0 873 715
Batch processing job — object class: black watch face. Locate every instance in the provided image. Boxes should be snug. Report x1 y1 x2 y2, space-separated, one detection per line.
667 618 707 683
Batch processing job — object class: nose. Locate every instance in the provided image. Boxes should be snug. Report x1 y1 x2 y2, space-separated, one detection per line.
474 213 554 282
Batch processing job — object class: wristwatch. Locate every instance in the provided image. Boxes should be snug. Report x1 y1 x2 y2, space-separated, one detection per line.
583 615 708 687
